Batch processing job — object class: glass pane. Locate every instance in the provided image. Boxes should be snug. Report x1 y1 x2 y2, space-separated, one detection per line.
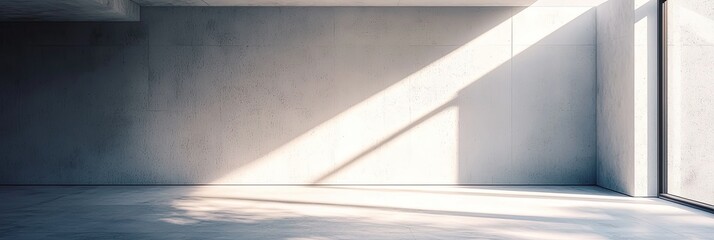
666 0 714 206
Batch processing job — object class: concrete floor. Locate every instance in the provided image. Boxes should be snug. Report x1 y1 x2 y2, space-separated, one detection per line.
1 186 712 239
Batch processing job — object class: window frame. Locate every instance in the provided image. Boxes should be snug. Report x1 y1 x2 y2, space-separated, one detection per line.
658 0 714 214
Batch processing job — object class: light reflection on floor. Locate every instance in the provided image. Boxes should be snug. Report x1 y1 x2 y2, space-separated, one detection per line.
1 186 713 239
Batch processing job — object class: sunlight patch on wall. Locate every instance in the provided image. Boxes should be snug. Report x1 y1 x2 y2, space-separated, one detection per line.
211 6 594 184
633 13 649 196
633 0 658 196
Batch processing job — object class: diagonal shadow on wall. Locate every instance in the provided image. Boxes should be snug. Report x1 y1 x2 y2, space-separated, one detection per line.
0 6 525 184
311 7 597 184
0 4 597 185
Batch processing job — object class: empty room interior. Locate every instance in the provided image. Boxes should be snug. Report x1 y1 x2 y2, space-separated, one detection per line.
1 0 713 239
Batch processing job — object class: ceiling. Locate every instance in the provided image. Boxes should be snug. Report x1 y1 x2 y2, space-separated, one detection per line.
0 0 139 21
0 0 606 21
133 0 607 7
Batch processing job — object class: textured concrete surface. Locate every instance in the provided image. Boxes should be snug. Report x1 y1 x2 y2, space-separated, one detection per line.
595 0 658 197
665 0 714 206
0 0 139 21
1 186 713 239
0 7 596 184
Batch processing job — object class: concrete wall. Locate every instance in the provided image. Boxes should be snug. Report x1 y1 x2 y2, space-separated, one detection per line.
596 0 658 196
665 0 714 205
0 6 596 184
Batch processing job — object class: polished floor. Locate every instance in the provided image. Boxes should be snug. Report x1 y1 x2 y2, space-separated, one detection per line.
1 186 713 239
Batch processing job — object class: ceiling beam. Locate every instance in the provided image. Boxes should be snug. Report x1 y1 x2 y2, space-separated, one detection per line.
0 0 139 21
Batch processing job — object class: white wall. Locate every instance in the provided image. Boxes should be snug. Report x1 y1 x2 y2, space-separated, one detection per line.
596 0 658 196
665 0 714 205
0 6 596 184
